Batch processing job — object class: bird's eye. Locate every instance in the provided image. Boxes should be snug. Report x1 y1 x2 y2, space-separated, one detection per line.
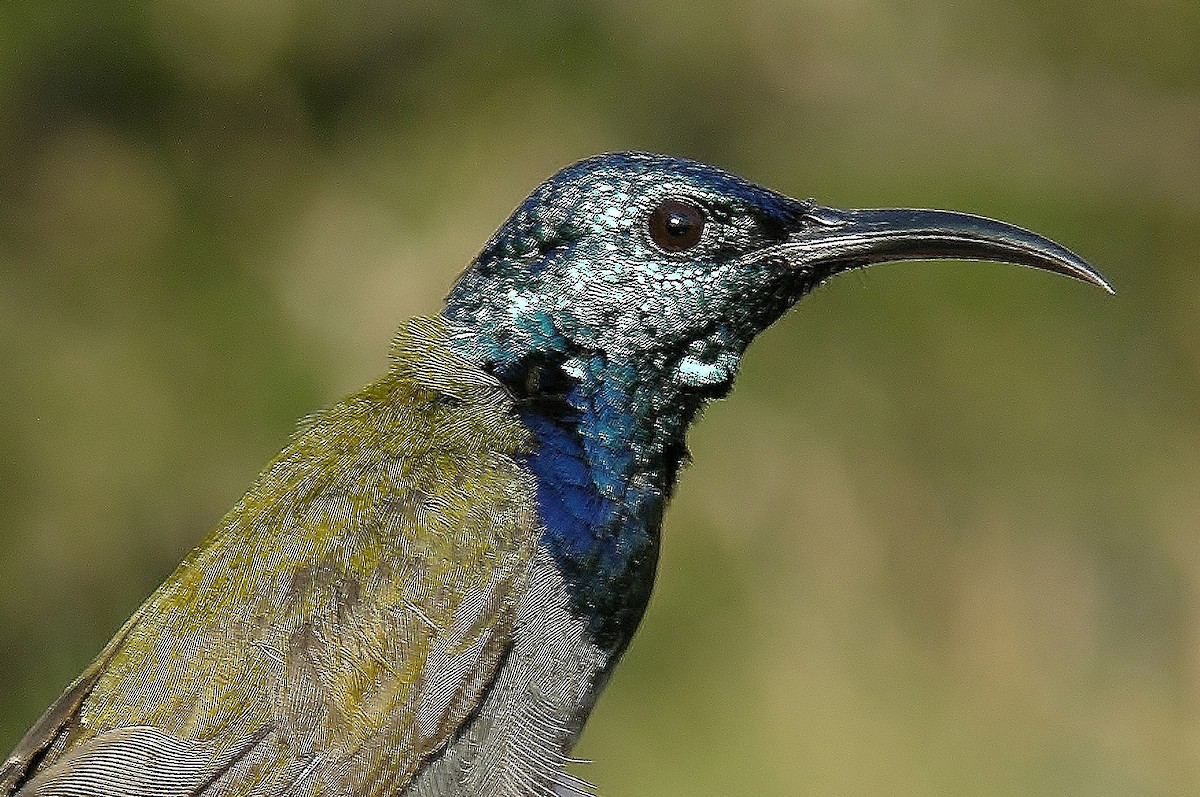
648 198 705 253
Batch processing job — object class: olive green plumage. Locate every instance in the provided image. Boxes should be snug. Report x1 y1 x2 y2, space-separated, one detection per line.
1 317 538 796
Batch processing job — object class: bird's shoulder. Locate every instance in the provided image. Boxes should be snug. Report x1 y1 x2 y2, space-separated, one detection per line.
2 316 542 795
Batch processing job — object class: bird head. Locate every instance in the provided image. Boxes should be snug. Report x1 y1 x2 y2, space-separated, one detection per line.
443 152 1108 430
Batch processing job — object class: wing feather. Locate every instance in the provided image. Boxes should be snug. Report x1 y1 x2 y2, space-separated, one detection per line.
2 318 537 797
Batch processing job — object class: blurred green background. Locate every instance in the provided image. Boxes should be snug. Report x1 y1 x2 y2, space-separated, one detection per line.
0 1 1195 794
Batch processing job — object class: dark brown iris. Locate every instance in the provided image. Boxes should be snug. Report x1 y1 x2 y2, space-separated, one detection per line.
648 198 705 252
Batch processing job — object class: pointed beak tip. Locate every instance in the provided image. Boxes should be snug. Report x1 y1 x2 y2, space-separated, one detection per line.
1069 262 1115 296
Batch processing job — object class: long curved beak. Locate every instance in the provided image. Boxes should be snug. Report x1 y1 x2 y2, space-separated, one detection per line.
781 206 1113 294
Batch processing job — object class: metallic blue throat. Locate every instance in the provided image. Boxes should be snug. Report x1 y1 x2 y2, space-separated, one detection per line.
516 380 669 655
438 306 698 655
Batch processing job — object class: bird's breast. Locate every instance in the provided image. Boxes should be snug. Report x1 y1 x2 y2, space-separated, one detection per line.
516 408 663 656
405 547 610 796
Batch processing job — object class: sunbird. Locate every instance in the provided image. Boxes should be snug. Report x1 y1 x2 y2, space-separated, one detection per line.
1 153 1109 796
